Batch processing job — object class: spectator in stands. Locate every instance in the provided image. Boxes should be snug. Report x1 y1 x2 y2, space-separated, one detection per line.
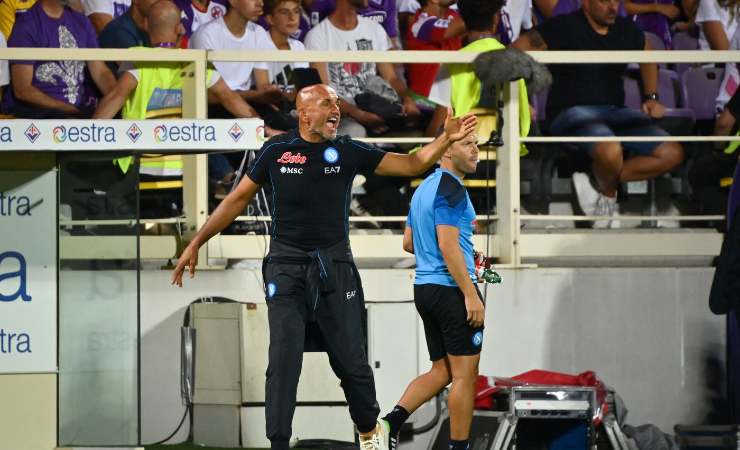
257 0 311 41
625 0 681 48
404 0 462 113
426 0 529 143
174 0 228 45
94 0 259 121
308 0 400 47
498 0 533 45
4 0 117 118
696 0 740 112
92 0 260 192
0 0 36 39
513 0 684 228
82 0 131 33
305 0 420 137
263 0 309 87
190 0 291 129
98 0 157 73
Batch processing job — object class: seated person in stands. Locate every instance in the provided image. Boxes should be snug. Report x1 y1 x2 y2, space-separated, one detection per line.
498 0 533 44
99 0 156 49
174 0 228 46
98 0 158 73
263 0 309 86
4 0 116 118
81 0 132 34
92 0 261 122
513 0 684 228
190 0 290 129
305 0 420 137
624 0 681 49
92 0 264 192
308 0 400 47
695 0 740 112
426 0 529 143
260 0 312 128
256 0 311 41
404 0 463 119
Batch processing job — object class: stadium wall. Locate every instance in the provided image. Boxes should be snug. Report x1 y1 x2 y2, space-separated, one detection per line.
140 267 724 444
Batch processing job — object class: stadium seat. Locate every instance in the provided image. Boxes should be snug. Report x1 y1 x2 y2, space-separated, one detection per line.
682 66 724 121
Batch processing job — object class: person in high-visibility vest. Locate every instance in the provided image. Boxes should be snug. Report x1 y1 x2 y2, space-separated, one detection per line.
93 0 263 181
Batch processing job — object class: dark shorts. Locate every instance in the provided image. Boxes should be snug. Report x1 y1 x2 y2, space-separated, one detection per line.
549 105 669 155
414 283 485 361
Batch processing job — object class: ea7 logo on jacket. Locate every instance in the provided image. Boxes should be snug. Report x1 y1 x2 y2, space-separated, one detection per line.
276 152 307 164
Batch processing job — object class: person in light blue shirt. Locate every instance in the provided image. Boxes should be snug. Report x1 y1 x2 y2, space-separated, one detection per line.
379 130 484 450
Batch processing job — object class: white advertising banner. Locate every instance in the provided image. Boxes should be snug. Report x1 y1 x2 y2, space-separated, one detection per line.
0 170 57 373
0 119 265 151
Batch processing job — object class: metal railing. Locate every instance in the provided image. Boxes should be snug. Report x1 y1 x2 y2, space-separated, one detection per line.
1 48 736 266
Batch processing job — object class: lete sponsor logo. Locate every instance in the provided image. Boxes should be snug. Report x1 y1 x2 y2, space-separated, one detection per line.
52 124 115 144
153 123 216 143
276 152 307 164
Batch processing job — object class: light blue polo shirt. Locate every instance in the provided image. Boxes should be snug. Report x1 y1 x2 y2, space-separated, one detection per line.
408 168 476 286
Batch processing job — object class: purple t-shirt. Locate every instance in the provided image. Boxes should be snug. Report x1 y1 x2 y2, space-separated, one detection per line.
309 0 398 38
256 13 311 42
630 0 673 49
7 2 100 111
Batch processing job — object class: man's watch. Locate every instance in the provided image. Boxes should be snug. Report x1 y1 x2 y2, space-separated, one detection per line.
642 92 659 102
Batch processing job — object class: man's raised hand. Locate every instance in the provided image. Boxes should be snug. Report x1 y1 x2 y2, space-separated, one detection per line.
444 107 478 142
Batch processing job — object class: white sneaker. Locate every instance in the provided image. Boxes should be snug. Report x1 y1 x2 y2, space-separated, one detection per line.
592 194 619 229
573 172 619 228
572 172 601 217
359 421 390 450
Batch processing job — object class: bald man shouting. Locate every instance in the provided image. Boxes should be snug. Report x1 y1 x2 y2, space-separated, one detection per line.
172 84 476 449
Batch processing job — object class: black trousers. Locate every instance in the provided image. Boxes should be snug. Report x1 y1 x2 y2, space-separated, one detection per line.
262 239 379 447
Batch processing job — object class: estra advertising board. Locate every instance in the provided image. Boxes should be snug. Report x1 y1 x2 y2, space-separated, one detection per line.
0 119 264 151
0 171 57 373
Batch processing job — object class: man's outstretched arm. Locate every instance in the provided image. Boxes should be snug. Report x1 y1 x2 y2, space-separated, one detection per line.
374 108 477 177
171 176 262 286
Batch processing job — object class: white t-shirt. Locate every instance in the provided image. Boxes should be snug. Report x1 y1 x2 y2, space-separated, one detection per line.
304 16 391 99
190 18 272 91
0 33 8 87
500 0 533 44
265 37 309 89
695 0 738 50
189 1 227 34
81 0 131 18
397 0 419 14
